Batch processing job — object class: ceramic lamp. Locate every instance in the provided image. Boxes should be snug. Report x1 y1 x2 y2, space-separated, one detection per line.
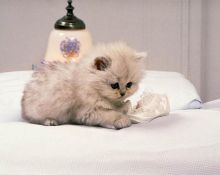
44 0 92 63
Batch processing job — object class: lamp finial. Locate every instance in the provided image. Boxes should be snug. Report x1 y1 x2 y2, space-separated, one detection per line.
66 0 74 17
54 0 85 30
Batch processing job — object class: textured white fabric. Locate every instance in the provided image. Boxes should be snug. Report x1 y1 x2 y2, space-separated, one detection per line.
0 110 220 174
202 99 220 110
0 71 220 175
128 92 170 123
0 71 32 122
128 71 201 111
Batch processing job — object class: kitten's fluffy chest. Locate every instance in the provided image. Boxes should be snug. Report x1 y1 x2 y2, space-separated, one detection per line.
95 98 125 111
111 100 125 109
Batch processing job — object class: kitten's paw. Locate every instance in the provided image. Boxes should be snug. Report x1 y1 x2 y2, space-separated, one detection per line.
114 117 132 129
43 119 58 126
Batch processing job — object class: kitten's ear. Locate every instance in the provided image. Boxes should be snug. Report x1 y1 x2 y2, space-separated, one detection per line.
94 56 112 71
135 52 147 60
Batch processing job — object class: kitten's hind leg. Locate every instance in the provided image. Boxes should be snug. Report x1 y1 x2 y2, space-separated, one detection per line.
43 119 59 126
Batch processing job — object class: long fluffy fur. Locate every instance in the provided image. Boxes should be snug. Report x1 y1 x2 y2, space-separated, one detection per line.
21 42 146 129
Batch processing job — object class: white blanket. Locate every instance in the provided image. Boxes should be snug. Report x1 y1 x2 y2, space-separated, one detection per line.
0 71 220 175
0 109 220 175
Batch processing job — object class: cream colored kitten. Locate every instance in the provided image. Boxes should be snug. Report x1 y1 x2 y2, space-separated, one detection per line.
21 42 146 129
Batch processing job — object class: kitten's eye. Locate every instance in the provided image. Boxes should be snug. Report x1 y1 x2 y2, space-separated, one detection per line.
111 83 119 89
126 82 133 88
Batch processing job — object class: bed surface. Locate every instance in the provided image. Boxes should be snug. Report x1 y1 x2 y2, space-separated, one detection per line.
0 71 220 175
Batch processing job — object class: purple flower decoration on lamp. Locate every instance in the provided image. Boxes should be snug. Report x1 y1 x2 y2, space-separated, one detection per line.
60 37 81 61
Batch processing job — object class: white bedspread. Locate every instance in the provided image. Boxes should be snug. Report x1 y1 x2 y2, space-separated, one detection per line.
0 71 220 175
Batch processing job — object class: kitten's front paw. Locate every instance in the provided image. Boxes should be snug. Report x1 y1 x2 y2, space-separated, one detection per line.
114 116 132 129
43 119 58 126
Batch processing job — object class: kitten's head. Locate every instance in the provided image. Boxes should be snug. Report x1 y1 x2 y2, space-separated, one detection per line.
88 42 147 102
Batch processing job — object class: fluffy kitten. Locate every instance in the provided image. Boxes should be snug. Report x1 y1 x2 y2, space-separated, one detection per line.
21 42 146 129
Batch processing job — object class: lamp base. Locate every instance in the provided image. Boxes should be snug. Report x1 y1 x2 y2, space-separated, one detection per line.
44 29 92 63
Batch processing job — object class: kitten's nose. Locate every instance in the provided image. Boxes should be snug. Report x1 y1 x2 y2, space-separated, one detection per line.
120 92 125 97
